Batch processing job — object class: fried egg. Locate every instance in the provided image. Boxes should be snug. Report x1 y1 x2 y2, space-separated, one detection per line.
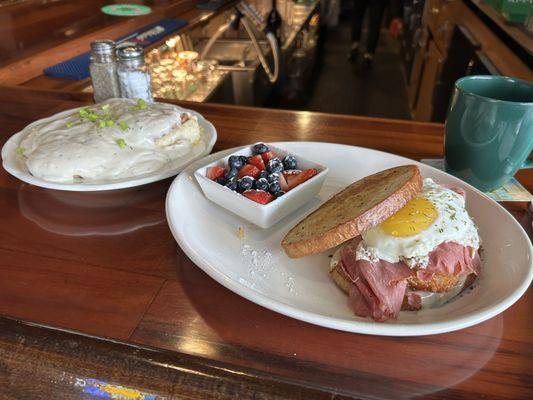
357 178 480 267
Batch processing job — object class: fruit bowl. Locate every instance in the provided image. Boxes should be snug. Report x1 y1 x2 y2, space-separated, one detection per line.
194 143 329 228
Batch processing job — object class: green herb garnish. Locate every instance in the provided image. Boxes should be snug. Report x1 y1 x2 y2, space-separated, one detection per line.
136 98 147 109
116 138 126 149
79 108 90 118
16 146 25 156
80 107 100 123
77 105 124 131
66 122 74 128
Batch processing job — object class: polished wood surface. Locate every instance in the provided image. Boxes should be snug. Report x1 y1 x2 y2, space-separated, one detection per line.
0 317 345 399
0 0 234 85
0 86 531 399
1 1 182 64
452 0 532 80
467 0 533 59
409 0 533 122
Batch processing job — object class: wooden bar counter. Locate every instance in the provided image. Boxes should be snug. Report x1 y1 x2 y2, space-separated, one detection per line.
0 86 531 399
0 0 235 89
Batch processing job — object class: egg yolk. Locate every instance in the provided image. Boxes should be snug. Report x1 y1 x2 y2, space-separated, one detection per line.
380 197 437 237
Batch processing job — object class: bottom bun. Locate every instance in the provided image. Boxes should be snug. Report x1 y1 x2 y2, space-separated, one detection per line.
329 244 476 311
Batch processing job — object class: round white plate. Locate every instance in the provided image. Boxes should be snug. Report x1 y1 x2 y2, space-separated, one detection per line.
1 103 217 191
166 142 533 336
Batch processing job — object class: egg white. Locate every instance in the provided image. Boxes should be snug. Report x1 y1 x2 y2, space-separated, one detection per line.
357 178 480 266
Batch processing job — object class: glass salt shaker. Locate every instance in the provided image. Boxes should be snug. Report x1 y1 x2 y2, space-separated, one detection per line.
89 40 121 103
116 45 153 103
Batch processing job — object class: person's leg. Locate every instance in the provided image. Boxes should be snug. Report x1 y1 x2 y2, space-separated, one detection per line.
350 0 370 60
363 0 388 66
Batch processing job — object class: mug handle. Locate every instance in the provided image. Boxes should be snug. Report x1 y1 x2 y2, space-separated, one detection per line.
521 157 533 169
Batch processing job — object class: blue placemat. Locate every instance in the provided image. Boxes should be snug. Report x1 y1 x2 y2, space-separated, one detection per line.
196 0 233 11
44 18 188 81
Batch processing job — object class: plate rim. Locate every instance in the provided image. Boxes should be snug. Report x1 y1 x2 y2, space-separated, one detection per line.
166 141 533 336
1 102 217 191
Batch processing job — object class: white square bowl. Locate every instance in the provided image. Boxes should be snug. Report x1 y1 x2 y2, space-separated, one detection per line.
194 143 329 228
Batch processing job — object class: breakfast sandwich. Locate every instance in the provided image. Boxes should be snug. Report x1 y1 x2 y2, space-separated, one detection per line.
281 165 481 322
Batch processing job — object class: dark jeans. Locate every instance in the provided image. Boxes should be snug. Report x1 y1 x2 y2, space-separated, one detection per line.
351 0 389 54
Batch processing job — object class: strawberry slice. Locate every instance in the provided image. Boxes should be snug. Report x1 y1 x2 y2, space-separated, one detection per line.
207 166 226 181
286 169 319 190
238 164 261 179
278 173 289 192
282 170 301 180
243 190 274 205
248 154 265 171
261 151 276 163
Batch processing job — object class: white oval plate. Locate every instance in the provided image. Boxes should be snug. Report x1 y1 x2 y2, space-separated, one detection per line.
1 103 217 191
166 142 532 336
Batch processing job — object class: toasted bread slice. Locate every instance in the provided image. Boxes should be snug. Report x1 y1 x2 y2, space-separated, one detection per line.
281 165 422 258
406 274 460 292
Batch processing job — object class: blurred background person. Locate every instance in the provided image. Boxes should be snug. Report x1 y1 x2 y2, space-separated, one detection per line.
349 0 403 69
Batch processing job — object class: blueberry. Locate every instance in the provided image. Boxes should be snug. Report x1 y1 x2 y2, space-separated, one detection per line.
269 180 281 194
225 180 238 191
257 170 269 180
237 176 254 192
239 155 249 165
254 178 269 191
225 167 238 180
267 173 279 183
216 177 227 186
252 143 269 154
228 155 244 170
282 155 298 170
266 158 284 173
273 190 285 198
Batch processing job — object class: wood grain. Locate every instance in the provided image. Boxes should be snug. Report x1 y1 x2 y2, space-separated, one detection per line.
0 184 178 279
0 0 235 86
0 317 349 400
0 86 531 399
0 247 164 340
433 0 532 80
131 259 532 400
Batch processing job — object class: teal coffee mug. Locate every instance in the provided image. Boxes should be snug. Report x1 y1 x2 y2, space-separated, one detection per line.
444 75 533 192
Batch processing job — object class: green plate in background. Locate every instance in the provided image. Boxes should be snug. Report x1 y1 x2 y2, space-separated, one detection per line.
101 4 152 17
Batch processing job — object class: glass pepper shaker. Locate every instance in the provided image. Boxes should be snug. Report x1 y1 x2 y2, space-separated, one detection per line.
89 40 121 103
116 45 153 103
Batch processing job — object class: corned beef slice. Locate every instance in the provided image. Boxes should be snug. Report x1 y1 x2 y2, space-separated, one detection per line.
417 242 481 281
406 291 422 309
339 241 480 322
441 184 466 198
340 241 412 321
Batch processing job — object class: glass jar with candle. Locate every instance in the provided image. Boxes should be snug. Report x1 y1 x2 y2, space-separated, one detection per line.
172 69 188 99
177 51 198 73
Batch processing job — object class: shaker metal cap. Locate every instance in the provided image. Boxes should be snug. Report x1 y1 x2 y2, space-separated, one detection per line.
117 45 144 60
91 40 116 54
